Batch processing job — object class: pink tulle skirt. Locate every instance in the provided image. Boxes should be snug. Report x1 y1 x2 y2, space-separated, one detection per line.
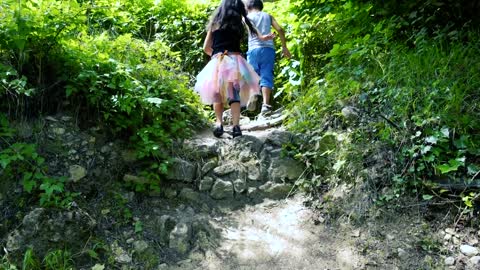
194 52 260 106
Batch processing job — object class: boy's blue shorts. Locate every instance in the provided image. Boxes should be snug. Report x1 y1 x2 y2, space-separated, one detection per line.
247 47 276 90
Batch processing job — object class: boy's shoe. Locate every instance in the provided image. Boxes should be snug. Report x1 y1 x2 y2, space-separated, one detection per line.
246 95 259 112
213 125 224 138
232 125 242 138
260 104 272 115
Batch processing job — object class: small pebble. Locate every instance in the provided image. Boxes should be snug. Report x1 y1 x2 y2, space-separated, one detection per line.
444 256 455 266
445 228 456 235
470 256 480 265
460 245 479 257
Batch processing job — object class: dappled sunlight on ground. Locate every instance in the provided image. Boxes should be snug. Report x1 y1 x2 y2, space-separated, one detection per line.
195 195 364 270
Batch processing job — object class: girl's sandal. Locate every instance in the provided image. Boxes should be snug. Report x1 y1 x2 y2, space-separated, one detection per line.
213 125 224 138
232 125 242 138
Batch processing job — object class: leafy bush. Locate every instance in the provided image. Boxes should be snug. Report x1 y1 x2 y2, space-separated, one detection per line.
0 115 75 208
285 0 480 202
0 0 210 187
60 33 206 183
1 248 73 270
81 0 214 75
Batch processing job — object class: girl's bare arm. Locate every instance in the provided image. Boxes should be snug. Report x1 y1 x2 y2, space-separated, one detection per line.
203 30 213 56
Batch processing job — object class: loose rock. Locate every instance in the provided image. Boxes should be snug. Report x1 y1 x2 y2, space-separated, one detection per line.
201 161 217 175
210 179 234 200
199 177 214 192
460 245 479 257
259 182 292 198
133 240 149 253
69 165 87 182
233 178 247 194
445 228 456 235
169 223 191 255
167 158 196 182
179 188 200 202
112 242 132 264
213 163 236 176
444 256 455 266
469 256 480 265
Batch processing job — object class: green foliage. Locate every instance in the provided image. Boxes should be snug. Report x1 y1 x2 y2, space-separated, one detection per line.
150 0 215 75
284 0 480 204
0 254 18 270
0 115 75 208
43 250 74 270
0 0 85 111
0 0 210 189
22 248 40 270
1 249 73 270
61 33 203 163
85 240 108 262
134 220 143 234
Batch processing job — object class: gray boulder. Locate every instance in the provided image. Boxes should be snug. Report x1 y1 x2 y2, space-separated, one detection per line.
269 156 304 182
233 179 247 194
210 179 234 200
259 182 293 198
166 158 196 182
153 215 177 244
199 177 215 192
69 165 87 182
266 130 295 147
169 222 192 254
179 188 201 202
213 162 237 176
201 160 217 176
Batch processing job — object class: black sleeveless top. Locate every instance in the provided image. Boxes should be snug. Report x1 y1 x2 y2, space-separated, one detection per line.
211 28 241 55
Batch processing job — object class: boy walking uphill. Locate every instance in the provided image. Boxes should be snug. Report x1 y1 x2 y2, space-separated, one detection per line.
246 0 291 115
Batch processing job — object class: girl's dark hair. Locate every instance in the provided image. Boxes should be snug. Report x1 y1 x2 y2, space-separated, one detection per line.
207 0 257 37
246 0 263 11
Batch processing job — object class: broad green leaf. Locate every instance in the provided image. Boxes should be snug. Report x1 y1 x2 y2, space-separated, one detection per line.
425 136 438 144
440 127 449 138
437 158 465 174
0 158 10 169
134 220 143 234
91 264 104 270
467 165 480 176
22 175 36 193
422 194 433 201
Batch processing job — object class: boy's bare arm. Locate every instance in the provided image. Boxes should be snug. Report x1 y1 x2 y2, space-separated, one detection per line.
243 19 275 41
271 16 291 58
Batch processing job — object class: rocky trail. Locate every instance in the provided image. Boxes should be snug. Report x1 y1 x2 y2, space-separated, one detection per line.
164 195 363 270
3 111 480 270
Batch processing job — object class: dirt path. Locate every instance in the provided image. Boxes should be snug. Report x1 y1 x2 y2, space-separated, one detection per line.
164 195 364 270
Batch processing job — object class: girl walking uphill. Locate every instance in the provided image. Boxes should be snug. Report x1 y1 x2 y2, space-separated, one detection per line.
194 0 273 138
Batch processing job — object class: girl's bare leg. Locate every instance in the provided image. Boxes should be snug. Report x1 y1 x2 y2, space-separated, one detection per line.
230 102 240 126
214 102 223 126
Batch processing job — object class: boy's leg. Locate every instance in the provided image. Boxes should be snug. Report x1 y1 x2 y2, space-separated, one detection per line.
258 48 275 114
259 47 275 105
246 49 262 111
262 86 272 106
247 50 261 75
